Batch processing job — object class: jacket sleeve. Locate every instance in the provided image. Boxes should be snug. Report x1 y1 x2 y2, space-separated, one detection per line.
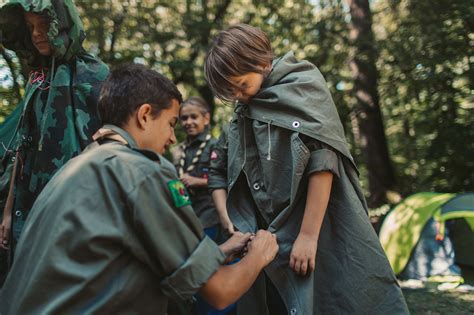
301 135 340 178
208 128 228 191
126 163 225 301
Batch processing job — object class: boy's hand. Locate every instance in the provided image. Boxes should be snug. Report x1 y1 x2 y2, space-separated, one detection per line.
180 173 205 188
289 233 318 276
220 218 235 235
219 231 251 261
247 230 278 267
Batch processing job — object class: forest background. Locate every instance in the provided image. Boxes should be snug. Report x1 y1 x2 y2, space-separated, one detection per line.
0 0 472 210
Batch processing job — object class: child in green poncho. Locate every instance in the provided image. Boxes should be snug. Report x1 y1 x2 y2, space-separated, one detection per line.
0 0 109 273
205 24 408 314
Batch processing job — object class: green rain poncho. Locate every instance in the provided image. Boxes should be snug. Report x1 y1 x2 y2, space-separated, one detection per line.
211 52 408 314
0 0 109 259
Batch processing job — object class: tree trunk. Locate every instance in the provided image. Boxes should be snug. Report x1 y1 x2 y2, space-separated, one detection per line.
347 0 396 207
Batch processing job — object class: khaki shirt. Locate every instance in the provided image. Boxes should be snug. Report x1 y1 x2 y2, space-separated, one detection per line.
0 125 225 315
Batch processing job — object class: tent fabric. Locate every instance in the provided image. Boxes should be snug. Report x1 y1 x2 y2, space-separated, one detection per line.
442 193 474 232
450 218 474 267
379 192 455 275
398 218 461 280
380 192 474 280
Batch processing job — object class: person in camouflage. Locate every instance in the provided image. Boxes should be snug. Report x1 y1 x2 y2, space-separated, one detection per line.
0 0 109 273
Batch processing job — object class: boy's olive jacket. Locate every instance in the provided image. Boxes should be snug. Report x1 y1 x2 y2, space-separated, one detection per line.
0 0 109 259
211 52 408 314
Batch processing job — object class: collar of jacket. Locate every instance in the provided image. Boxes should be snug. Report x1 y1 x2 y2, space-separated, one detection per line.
93 124 160 162
244 51 358 173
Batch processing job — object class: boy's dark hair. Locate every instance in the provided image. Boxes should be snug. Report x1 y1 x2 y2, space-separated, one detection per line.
204 24 274 102
98 63 182 127
181 96 210 115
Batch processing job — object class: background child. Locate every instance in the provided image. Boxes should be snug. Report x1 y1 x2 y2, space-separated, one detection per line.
205 24 408 314
172 97 223 238
171 97 236 315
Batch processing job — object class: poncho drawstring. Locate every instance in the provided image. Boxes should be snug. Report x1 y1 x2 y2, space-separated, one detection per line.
267 121 272 161
38 56 55 151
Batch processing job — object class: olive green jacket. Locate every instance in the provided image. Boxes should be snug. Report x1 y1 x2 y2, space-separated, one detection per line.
210 52 408 314
0 125 225 314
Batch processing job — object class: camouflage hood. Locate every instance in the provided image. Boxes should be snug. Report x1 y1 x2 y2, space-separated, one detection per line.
0 0 85 63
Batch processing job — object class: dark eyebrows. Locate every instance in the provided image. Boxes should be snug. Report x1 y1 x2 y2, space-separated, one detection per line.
179 113 200 120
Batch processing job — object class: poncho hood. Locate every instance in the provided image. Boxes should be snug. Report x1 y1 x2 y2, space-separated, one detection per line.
0 0 85 63
243 51 357 170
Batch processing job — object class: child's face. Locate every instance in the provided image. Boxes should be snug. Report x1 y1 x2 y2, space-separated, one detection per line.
24 12 52 56
137 99 179 155
179 104 210 138
229 72 266 104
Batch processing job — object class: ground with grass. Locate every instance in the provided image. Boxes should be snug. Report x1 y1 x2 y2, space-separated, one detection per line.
401 267 474 314
403 287 474 314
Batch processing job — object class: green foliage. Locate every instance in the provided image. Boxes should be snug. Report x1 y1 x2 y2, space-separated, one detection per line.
0 46 24 120
375 0 474 194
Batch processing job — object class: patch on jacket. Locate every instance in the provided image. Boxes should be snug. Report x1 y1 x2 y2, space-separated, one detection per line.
210 151 218 160
168 180 192 208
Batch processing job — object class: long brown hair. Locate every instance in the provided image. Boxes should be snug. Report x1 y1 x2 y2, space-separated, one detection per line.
205 24 274 102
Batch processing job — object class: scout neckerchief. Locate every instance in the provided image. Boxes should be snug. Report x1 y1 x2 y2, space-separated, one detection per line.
92 128 129 145
178 133 211 177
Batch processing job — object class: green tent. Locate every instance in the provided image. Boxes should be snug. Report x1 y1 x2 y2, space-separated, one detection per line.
379 192 474 281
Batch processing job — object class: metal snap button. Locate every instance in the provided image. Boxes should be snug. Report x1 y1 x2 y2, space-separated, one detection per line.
15 210 22 217
253 183 260 190
292 121 301 128
11 156 15 162
290 308 297 315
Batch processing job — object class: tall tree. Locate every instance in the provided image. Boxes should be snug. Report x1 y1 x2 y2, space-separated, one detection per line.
375 0 474 194
347 0 396 207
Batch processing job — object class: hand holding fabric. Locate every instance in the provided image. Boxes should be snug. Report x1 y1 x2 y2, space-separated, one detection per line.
246 230 279 267
219 231 252 262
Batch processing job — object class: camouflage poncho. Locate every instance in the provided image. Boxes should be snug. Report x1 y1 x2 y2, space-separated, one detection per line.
0 0 109 261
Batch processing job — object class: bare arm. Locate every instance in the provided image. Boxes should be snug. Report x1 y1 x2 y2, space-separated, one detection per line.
289 171 333 275
212 189 234 234
199 230 278 310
